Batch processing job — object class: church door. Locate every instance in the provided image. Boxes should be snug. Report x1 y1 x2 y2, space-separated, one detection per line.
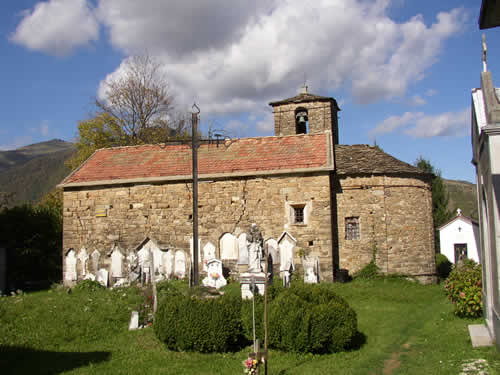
454 243 468 263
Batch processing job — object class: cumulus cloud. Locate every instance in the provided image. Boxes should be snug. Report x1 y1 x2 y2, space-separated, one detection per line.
9 0 99 56
371 108 470 138
426 89 438 96
11 0 466 134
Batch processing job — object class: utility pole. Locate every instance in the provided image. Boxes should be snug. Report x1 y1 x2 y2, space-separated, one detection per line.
191 104 200 286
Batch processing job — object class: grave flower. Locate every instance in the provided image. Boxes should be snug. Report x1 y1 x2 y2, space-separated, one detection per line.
243 358 259 374
211 272 220 280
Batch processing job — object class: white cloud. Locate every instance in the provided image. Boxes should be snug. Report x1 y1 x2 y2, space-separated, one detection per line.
409 95 426 106
10 0 99 56
11 1 465 133
371 108 470 138
95 0 464 130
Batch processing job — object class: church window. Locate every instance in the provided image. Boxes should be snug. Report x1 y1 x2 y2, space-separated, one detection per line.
345 217 360 240
295 108 309 134
292 205 305 224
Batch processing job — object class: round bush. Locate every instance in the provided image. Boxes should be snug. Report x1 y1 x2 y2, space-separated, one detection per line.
154 294 242 352
444 259 482 318
436 253 452 280
268 283 357 353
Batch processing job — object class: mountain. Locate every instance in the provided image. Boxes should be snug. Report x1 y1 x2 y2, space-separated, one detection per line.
0 140 480 219
0 139 75 206
443 179 478 221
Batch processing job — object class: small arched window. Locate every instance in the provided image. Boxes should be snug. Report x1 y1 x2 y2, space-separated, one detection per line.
295 107 309 134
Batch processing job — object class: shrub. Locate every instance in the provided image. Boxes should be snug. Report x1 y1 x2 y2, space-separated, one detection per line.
354 261 379 279
444 259 482 318
154 294 242 353
73 279 104 292
436 253 452 280
268 282 357 353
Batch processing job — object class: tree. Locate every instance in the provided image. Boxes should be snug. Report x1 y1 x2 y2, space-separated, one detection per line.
68 54 190 171
415 157 453 252
96 54 183 145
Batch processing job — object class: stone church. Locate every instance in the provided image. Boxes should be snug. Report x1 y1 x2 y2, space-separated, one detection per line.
59 88 436 286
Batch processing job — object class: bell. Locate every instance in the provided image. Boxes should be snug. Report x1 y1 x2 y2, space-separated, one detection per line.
297 116 306 124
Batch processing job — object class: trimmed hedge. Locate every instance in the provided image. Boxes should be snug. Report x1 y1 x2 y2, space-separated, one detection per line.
154 294 242 353
268 283 357 353
155 281 357 354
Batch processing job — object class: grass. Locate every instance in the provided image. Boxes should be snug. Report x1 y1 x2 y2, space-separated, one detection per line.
1 278 500 374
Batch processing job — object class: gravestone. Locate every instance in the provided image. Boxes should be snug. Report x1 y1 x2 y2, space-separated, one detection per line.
203 242 216 271
78 248 89 277
138 246 153 284
265 238 279 265
237 233 249 265
65 249 77 282
111 246 124 278
91 250 100 274
97 268 108 287
126 251 139 282
241 224 267 299
303 256 319 284
129 311 139 330
279 232 296 281
202 259 227 289
220 233 238 260
174 250 186 278
163 250 175 279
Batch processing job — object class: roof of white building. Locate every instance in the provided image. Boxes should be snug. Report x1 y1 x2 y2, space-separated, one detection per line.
438 209 479 231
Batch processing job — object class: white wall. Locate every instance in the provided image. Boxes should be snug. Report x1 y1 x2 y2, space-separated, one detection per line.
439 217 480 264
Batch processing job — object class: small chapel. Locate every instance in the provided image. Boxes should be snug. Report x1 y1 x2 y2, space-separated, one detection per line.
59 87 436 286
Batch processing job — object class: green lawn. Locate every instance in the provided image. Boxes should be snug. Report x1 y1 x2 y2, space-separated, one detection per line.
1 278 499 374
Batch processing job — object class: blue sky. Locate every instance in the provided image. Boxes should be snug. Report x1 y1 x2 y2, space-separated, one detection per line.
1 0 499 183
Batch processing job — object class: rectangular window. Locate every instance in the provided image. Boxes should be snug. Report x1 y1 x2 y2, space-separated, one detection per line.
292 205 305 224
345 217 360 240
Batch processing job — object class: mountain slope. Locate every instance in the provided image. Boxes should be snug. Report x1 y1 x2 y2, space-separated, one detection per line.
443 179 478 220
0 140 75 206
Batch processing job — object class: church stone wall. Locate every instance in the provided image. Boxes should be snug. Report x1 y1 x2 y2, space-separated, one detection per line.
62 173 335 284
334 175 436 283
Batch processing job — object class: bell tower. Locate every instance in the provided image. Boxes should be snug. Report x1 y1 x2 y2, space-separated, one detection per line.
269 86 340 144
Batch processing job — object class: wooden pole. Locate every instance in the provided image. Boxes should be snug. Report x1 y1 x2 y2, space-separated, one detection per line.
191 106 200 286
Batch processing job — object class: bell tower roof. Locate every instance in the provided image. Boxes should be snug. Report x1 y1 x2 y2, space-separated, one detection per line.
269 91 340 110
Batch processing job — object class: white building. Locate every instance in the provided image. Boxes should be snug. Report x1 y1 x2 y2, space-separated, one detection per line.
438 209 480 264
471 65 500 350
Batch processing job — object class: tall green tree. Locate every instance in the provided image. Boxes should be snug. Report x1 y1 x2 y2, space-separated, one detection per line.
415 157 453 252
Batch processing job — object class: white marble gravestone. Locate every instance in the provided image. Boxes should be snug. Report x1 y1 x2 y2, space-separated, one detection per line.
202 259 227 289
91 250 100 274
279 232 295 272
237 233 249 265
138 246 153 283
65 249 77 282
174 250 186 278
265 239 279 265
129 311 139 330
111 247 124 278
220 233 238 260
126 251 139 282
303 256 319 284
163 250 174 278
203 242 216 271
78 248 89 277
97 268 108 287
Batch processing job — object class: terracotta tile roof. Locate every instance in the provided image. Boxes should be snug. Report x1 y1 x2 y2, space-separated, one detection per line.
60 133 333 186
269 92 340 109
335 145 427 175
